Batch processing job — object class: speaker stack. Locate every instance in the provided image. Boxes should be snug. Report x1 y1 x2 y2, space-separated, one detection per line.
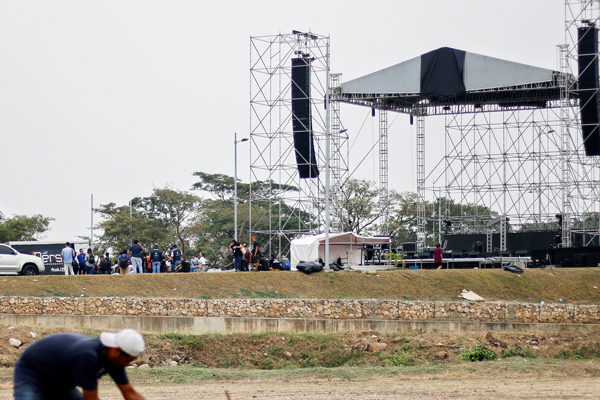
577 24 600 156
291 56 319 178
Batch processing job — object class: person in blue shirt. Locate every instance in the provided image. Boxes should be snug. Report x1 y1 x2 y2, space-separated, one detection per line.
170 245 182 273
128 240 144 274
61 242 75 276
149 245 162 274
76 249 87 275
13 329 147 400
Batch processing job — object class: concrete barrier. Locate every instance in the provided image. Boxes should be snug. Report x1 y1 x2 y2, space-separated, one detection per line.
0 313 597 334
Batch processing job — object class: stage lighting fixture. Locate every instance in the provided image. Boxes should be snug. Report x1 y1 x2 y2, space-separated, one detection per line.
443 106 451 111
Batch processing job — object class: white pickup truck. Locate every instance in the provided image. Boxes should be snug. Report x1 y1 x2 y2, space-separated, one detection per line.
0 243 45 275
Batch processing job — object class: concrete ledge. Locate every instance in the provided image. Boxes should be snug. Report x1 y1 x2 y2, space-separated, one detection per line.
0 313 597 335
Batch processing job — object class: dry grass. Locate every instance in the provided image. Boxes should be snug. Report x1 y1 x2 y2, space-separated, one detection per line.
1 268 600 303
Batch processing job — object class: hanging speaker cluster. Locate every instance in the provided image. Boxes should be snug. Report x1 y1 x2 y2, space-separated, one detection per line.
291 56 319 178
577 24 600 156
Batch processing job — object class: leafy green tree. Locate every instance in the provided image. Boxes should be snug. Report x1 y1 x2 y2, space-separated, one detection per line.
147 188 200 254
190 172 311 265
334 179 384 235
0 212 53 242
387 191 418 246
191 171 298 201
97 188 201 255
95 202 170 254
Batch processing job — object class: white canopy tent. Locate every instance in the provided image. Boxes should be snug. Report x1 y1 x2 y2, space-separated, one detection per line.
290 232 390 268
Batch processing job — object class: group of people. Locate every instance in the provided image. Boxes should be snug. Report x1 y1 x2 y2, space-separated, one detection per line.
229 236 262 271
60 241 208 276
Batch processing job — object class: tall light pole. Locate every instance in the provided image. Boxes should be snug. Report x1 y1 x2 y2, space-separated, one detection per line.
90 194 94 250
234 132 248 241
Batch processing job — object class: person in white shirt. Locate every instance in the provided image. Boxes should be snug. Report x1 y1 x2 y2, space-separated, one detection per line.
61 242 76 275
198 252 207 272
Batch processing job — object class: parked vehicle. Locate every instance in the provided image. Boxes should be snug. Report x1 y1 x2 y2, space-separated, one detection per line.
0 243 45 275
8 240 88 275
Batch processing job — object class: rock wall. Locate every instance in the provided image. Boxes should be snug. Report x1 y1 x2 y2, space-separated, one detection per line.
1 296 598 324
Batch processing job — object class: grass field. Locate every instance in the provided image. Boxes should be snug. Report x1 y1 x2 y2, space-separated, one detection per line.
1 268 600 303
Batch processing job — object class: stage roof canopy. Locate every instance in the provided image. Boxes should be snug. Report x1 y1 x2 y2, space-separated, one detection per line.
336 47 574 114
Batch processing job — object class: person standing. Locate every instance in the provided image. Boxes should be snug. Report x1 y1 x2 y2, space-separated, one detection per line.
118 250 130 275
190 255 200 272
61 242 76 276
241 244 250 271
128 240 144 274
251 236 262 270
170 244 182 272
198 252 207 272
149 245 162 274
85 249 96 275
13 329 147 400
434 243 443 270
76 248 87 275
229 240 242 272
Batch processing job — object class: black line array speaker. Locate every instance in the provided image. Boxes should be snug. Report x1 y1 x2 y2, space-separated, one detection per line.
291 56 319 178
577 25 600 156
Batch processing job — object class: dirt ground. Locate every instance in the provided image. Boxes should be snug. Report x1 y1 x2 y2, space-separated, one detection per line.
1 375 599 399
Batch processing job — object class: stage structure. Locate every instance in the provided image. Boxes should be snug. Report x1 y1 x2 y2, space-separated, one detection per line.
249 32 349 257
332 1 600 251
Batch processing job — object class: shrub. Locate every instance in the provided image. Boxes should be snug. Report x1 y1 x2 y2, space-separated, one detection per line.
388 352 415 366
458 345 497 362
501 347 535 359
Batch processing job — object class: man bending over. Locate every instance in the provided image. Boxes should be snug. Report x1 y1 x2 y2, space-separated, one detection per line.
13 328 147 400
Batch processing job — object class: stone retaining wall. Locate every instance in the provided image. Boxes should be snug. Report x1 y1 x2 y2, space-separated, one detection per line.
1 296 599 324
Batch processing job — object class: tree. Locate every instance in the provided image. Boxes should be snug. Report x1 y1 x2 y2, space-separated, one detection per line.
335 179 384 235
148 188 200 254
387 191 418 246
95 202 170 253
191 171 298 201
96 188 201 255
0 212 53 242
190 171 311 266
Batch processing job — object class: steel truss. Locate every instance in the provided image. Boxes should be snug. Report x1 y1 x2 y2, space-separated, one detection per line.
249 32 348 257
418 0 600 250
379 110 389 235
427 106 598 248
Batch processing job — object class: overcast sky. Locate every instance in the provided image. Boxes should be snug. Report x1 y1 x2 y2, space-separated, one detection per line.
0 1 565 241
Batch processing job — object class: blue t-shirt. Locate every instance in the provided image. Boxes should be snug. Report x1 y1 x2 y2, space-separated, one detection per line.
77 253 87 266
129 244 143 258
14 333 128 393
150 249 162 262
172 248 182 262
61 247 74 263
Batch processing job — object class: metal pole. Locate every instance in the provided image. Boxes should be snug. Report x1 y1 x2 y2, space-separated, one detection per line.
438 194 442 245
234 132 239 241
129 200 132 246
325 37 331 267
90 194 94 250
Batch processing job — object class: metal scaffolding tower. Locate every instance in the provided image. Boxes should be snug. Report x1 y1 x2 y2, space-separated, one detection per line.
378 109 389 235
249 32 348 257
415 114 427 251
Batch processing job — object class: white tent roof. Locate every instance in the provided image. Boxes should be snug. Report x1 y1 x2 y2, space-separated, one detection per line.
290 232 390 268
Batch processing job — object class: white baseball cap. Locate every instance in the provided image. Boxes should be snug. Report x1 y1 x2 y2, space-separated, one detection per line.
100 329 145 357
